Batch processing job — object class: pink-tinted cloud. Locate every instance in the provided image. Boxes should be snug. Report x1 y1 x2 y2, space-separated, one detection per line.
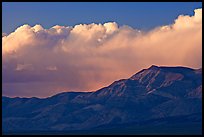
2 8 202 97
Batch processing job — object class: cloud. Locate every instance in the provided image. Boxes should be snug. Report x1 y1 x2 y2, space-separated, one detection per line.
2 33 7 37
2 8 202 97
46 66 58 71
15 64 33 71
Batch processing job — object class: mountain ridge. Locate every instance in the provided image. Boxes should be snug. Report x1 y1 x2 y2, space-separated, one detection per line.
2 65 202 134
2 65 202 99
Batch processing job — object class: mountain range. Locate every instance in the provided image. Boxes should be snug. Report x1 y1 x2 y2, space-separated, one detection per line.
2 65 202 135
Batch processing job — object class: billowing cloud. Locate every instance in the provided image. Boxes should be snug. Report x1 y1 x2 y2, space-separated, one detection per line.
2 8 202 97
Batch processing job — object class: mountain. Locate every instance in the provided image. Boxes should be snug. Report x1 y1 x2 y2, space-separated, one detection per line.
2 65 202 135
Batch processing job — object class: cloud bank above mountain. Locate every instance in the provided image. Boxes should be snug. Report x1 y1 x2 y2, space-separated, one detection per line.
2 8 202 97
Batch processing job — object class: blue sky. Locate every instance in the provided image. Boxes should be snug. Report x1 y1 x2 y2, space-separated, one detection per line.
2 2 202 34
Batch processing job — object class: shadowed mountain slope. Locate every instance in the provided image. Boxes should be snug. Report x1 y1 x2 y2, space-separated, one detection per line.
2 65 202 134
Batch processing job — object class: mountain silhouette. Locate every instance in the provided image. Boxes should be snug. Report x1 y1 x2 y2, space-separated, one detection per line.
2 65 202 135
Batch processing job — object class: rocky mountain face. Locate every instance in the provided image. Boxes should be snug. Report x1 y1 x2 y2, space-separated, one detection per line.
2 65 202 134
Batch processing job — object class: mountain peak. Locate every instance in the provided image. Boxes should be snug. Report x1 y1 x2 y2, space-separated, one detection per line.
148 65 160 70
2 65 202 133
147 65 196 73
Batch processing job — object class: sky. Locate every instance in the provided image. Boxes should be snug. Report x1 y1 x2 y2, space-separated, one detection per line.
3 2 202 34
2 2 202 98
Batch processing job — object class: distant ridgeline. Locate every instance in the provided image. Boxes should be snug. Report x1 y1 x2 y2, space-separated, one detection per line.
2 65 202 135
